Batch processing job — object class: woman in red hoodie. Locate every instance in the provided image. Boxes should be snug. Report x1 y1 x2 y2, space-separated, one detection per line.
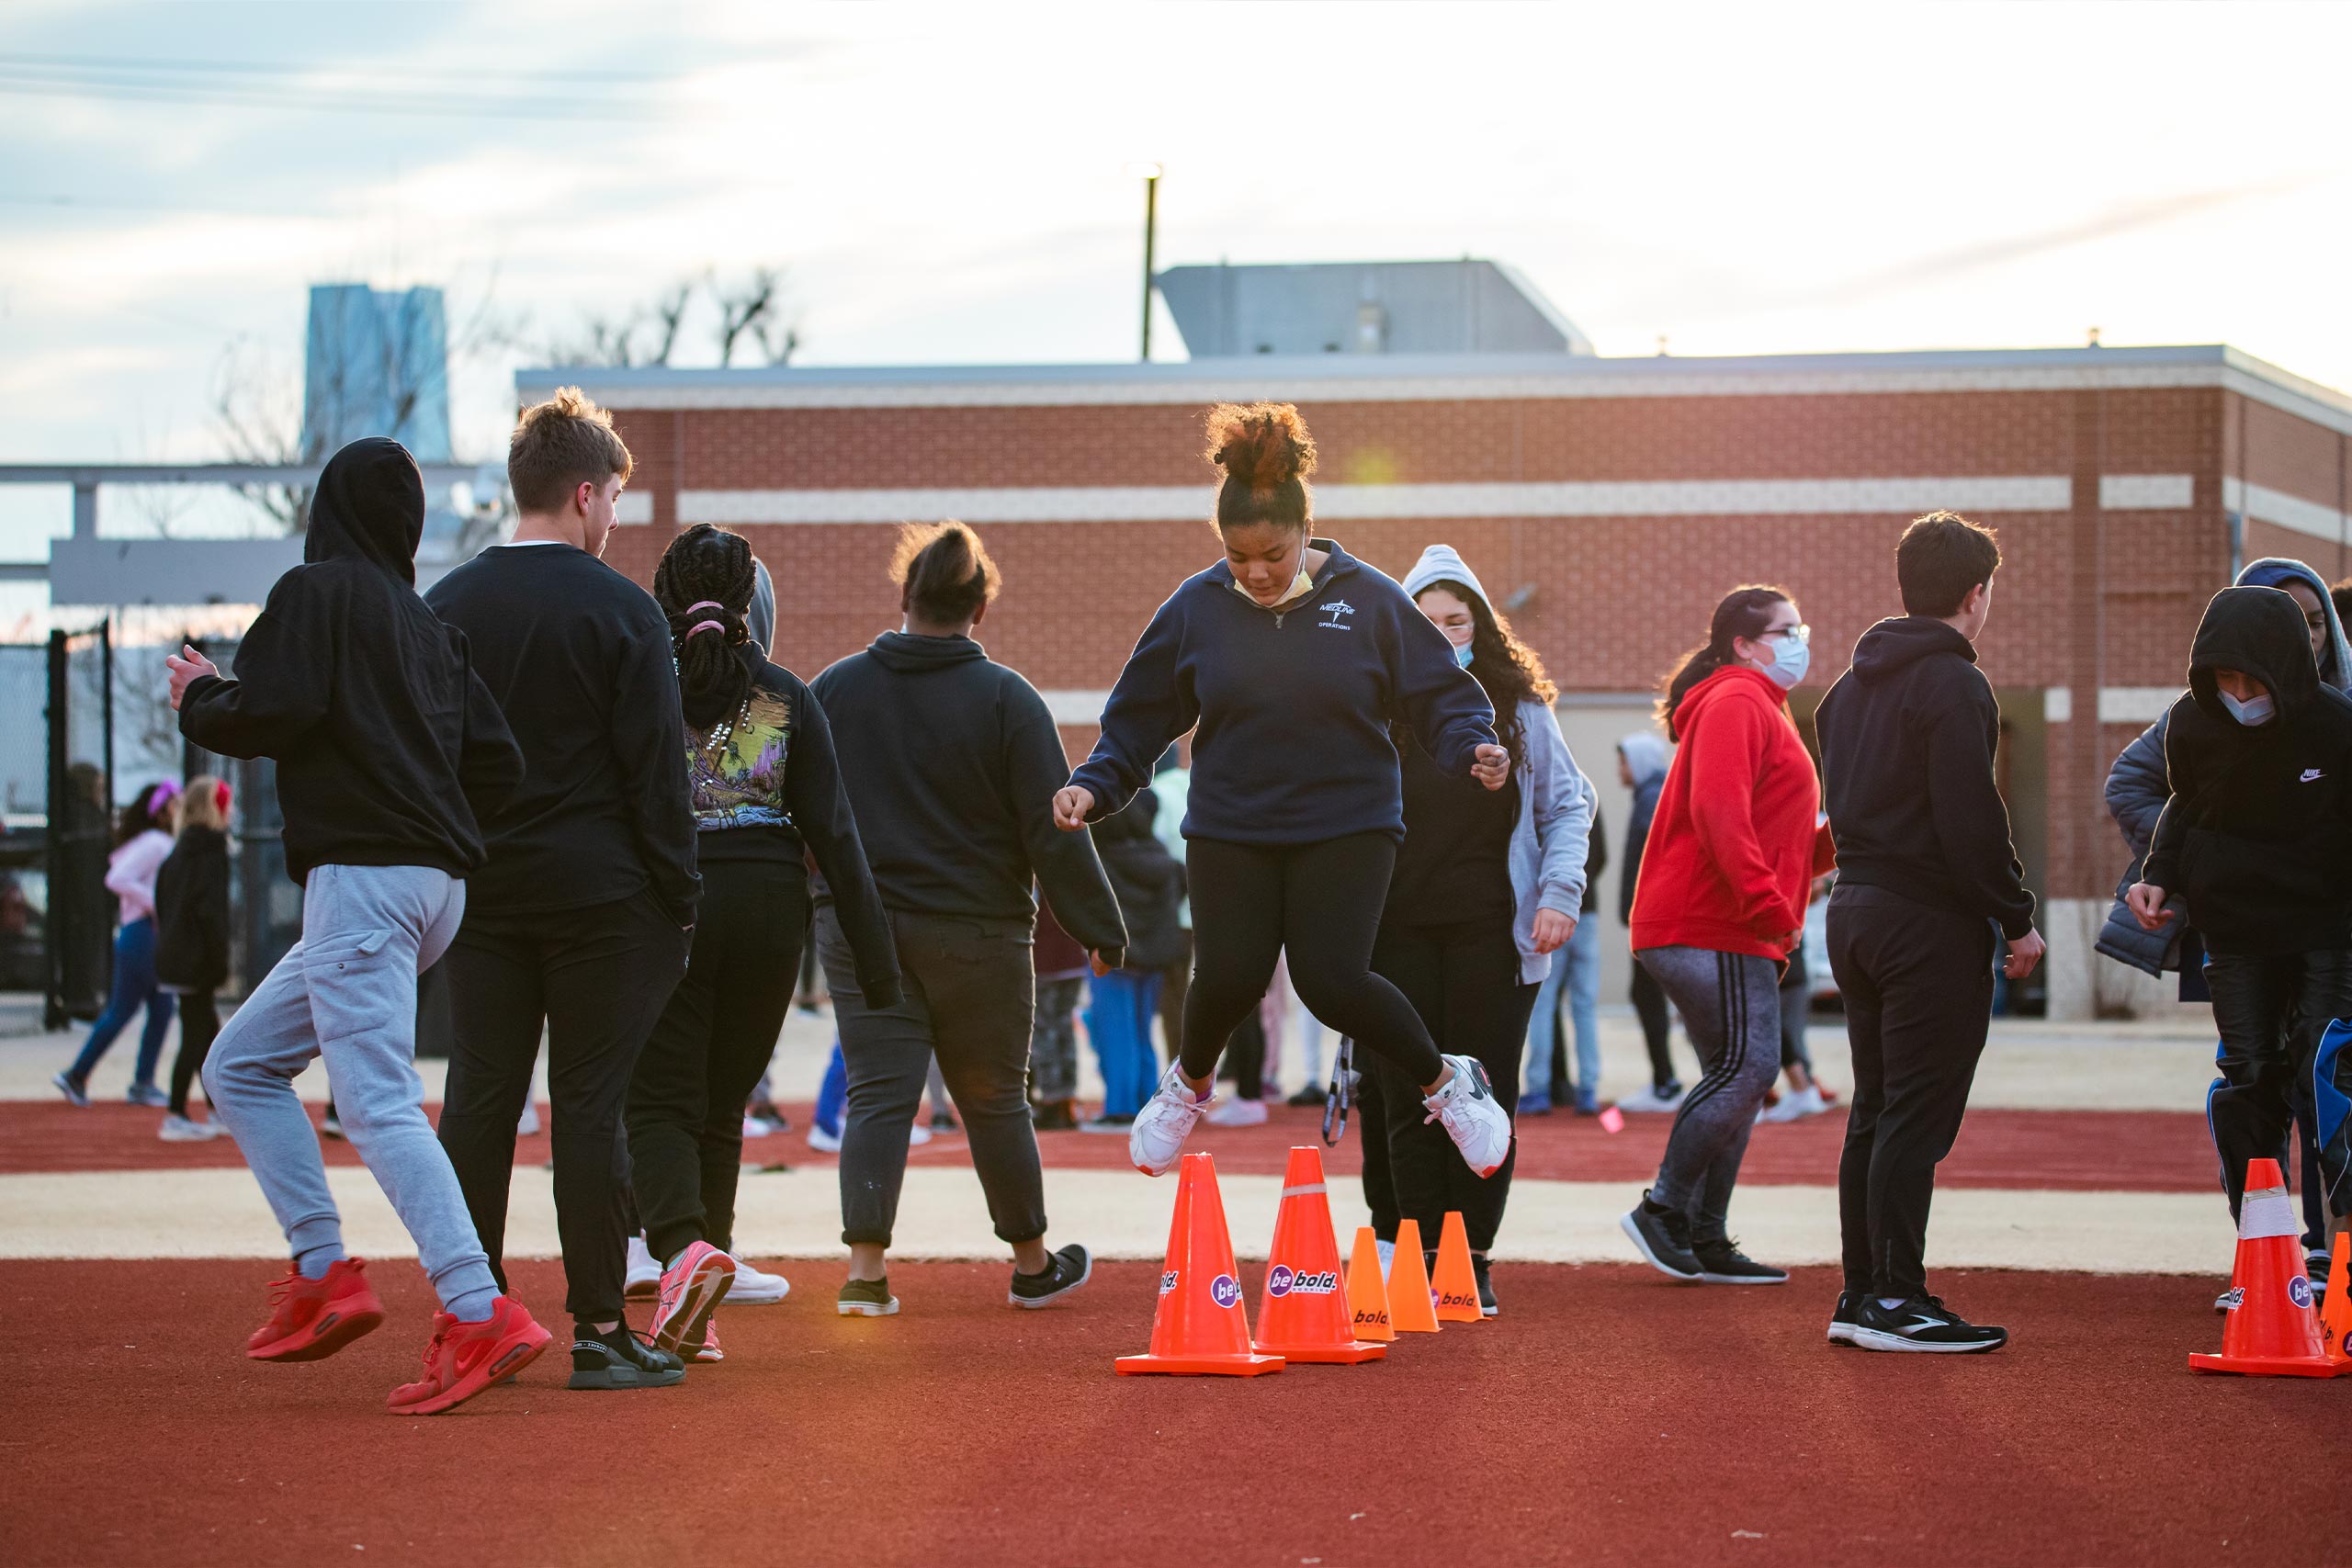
1621 585 1834 1285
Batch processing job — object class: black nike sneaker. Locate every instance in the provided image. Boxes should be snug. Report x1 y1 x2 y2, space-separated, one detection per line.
568 1325 686 1390
1472 1254 1498 1317
1849 1294 2007 1354
1692 1238 1789 1285
1620 1192 1702 1280
1826 1290 1865 1346
1010 1244 1093 1308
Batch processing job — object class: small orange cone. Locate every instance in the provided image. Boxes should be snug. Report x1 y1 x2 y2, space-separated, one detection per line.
1115 1152 1284 1376
1344 1226 1395 1343
1386 1218 1441 1334
1251 1147 1385 1364
1430 1211 1482 1323
2321 1217 2350 1367
2190 1159 2348 1378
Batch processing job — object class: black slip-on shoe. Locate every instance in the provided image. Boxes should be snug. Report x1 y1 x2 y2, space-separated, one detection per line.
837 1276 899 1317
1472 1254 1498 1317
1620 1195 1702 1280
1693 1239 1789 1285
567 1325 686 1390
1011 1244 1092 1308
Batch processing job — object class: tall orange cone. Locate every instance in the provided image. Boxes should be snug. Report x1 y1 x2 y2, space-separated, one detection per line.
1344 1226 1395 1344
1430 1211 1483 1323
2321 1217 2350 1367
1251 1147 1385 1364
2190 1159 2348 1378
1115 1152 1283 1376
1386 1218 1441 1334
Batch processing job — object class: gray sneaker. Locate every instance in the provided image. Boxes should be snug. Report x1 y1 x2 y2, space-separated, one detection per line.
126 1083 169 1109
52 1072 89 1109
1620 1194 1702 1280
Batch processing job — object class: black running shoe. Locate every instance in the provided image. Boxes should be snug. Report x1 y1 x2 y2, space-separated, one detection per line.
1010 1244 1093 1308
1285 1085 1326 1108
1827 1290 1865 1346
837 1276 899 1317
1693 1239 1789 1285
930 1111 959 1134
1849 1294 2007 1354
567 1325 686 1390
1472 1254 1498 1317
1620 1193 1702 1280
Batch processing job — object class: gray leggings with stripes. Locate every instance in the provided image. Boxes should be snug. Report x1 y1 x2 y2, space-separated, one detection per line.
1637 945 1784 1247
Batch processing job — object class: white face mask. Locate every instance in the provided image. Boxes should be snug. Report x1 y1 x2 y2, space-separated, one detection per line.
2220 690 2276 727
1762 631 1809 691
1451 636 1475 668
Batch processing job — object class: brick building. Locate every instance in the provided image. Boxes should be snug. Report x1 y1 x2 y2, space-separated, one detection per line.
519 343 2352 1017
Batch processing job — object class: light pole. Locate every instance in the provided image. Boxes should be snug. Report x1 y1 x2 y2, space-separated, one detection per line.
1135 163 1161 361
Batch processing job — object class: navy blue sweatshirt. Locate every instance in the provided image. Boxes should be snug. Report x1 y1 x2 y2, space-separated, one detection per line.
1069 539 1497 845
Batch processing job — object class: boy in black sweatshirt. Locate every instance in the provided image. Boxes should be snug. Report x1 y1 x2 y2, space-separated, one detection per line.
168 436 547 1416
424 388 699 1390
1815 511 2041 1355
2131 583 2352 1244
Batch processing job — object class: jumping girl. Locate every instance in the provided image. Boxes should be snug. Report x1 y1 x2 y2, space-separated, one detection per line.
1621 585 1834 1286
54 780 181 1108
1054 403 1514 1179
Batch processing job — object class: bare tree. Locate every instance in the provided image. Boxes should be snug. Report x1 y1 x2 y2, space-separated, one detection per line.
713 266 794 367
211 333 315 533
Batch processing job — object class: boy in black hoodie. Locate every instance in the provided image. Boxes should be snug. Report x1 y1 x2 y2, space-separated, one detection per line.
168 436 546 1416
2131 584 2352 1244
1815 512 2042 1355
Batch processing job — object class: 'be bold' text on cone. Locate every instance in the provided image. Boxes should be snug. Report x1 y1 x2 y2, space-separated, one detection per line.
1345 1226 1395 1343
1431 1211 1483 1323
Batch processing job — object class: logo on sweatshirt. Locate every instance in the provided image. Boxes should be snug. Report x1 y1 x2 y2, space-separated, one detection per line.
2301 768 2324 783
1317 600 1355 630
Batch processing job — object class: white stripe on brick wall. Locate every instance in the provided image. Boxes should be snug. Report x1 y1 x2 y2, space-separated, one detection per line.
2096 688 2181 725
2222 478 2347 545
1042 690 1113 726
616 491 655 525
2042 687 2073 723
677 476 2075 526
2099 474 2195 510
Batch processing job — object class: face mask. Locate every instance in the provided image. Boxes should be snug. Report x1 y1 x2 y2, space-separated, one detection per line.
1453 639 1476 669
2220 690 2276 727
1763 633 1809 691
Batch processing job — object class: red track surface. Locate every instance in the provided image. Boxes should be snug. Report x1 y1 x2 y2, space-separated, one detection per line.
3 1098 2219 1191
5 1257 2344 1568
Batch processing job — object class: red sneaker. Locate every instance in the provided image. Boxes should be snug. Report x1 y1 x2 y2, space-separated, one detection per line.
649 1239 735 1354
245 1258 385 1362
385 1296 551 1416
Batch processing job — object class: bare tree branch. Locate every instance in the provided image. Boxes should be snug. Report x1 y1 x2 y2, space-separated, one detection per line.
713 266 782 367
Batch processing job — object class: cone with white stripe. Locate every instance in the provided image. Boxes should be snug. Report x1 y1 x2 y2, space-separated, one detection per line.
2190 1158 2348 1378
1252 1146 1385 1365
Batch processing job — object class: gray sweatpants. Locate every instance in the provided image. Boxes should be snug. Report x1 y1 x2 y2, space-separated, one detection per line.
203 863 498 1314
1636 945 1783 1246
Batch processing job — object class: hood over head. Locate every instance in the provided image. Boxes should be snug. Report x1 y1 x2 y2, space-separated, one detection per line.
1618 730 1669 786
747 558 776 659
305 436 424 584
1400 543 1493 612
2188 585 2321 722
2233 556 2352 694
1847 615 1977 683
866 628 989 674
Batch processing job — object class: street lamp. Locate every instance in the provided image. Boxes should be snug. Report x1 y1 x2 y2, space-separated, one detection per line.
1129 162 1162 361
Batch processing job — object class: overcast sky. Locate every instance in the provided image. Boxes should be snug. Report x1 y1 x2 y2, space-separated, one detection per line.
5 0 2350 558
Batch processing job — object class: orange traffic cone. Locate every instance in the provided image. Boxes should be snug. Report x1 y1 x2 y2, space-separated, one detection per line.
1251 1148 1385 1364
1115 1152 1284 1377
1430 1211 1482 1323
1344 1226 1395 1343
1386 1218 1441 1334
2322 1218 2350 1367
2190 1159 2348 1378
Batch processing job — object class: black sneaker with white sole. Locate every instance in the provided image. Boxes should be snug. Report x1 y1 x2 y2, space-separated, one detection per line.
1620 1194 1702 1280
1692 1239 1788 1285
567 1325 686 1390
1826 1290 1864 1345
837 1276 899 1316
1472 1254 1498 1317
1010 1244 1092 1308
1849 1294 2007 1353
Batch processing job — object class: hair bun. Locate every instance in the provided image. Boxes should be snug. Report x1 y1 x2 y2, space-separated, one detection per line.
1206 402 1316 491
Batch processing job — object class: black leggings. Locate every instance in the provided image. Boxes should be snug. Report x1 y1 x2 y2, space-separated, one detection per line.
1630 963 1679 1089
1182 834 1443 1088
167 990 219 1116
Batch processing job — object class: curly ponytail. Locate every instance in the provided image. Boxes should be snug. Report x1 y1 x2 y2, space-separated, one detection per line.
1657 585 1790 741
652 524 758 729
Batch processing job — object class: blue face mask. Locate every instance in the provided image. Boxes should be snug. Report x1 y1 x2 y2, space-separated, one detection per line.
2220 690 2276 727
1453 639 1476 669
1763 632 1809 691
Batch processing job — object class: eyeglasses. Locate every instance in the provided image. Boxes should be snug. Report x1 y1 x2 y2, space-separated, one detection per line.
1760 624 1811 646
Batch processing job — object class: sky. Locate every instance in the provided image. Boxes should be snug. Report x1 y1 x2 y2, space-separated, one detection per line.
4 0 2351 565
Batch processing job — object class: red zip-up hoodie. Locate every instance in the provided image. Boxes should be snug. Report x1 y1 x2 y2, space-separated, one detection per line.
1628 666 1835 961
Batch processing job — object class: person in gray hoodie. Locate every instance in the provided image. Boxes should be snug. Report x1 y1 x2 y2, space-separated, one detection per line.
1353 544 1591 1315
1614 730 1685 1107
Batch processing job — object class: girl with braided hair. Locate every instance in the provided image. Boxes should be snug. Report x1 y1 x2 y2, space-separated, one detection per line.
625 524 901 1359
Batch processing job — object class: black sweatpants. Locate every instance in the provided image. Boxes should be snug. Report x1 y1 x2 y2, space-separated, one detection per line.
1779 937 1814 1075
1826 884 1996 1300
1356 917 1535 1252
1182 834 1444 1089
1630 963 1679 1091
167 990 219 1117
817 904 1045 1250
2201 946 2352 1231
438 889 688 1328
628 859 809 1264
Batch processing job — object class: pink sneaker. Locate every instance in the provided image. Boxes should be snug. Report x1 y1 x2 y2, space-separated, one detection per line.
649 1239 735 1354
686 1317 723 1363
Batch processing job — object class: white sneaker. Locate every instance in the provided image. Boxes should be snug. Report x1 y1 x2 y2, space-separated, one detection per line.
516 1100 541 1136
158 1112 222 1142
742 1114 776 1139
1758 1084 1826 1124
729 1258 790 1305
1421 1055 1511 1178
1130 1062 1214 1176
1617 1082 1687 1114
807 1123 842 1153
1204 1097 1268 1128
626 1232 662 1299
1376 1238 1396 1276
909 1122 933 1147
